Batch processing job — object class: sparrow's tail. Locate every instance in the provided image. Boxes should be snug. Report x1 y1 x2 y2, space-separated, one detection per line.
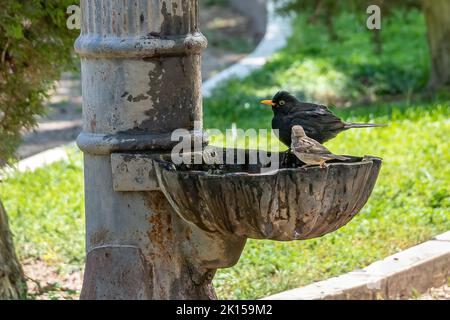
344 123 387 129
332 155 350 161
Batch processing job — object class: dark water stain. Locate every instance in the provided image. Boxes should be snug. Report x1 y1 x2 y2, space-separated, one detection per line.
127 93 150 103
136 55 198 133
160 1 191 36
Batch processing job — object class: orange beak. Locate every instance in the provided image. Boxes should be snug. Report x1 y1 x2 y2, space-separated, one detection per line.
261 100 275 106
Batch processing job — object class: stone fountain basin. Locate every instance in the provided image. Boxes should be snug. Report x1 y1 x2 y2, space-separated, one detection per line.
154 149 382 241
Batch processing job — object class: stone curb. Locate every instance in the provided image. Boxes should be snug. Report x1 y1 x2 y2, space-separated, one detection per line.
263 231 450 300
202 0 292 97
0 143 74 179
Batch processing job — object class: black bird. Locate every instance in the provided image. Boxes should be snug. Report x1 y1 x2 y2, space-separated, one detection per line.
261 91 386 147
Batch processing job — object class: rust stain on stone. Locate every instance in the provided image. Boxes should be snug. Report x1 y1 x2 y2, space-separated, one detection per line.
147 215 163 248
145 192 175 249
185 226 192 241
90 228 109 246
90 114 97 132
145 191 167 212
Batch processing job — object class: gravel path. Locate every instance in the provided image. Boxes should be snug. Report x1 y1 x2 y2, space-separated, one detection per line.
418 284 450 300
23 258 449 300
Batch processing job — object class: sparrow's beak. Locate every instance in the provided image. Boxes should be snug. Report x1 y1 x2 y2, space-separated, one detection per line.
261 100 275 106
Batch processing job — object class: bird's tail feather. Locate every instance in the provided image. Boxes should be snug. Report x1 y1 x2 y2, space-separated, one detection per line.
332 155 349 161
345 123 387 129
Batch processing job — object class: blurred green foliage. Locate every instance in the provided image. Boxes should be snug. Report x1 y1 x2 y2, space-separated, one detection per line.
275 0 421 15
274 0 421 38
203 0 228 7
0 0 79 165
204 8 429 131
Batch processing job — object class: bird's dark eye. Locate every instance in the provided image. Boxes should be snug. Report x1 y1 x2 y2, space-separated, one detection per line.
279 100 285 106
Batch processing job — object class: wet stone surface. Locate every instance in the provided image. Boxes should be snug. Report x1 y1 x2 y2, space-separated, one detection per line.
155 149 382 241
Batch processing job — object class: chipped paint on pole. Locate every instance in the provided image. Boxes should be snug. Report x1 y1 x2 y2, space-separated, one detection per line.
75 0 246 300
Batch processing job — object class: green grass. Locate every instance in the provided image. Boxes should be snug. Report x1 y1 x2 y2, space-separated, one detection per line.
1 99 448 299
214 100 450 299
0 149 85 266
204 9 430 132
0 9 449 299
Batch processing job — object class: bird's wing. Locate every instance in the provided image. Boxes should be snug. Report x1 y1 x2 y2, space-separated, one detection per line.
287 103 345 139
293 137 332 155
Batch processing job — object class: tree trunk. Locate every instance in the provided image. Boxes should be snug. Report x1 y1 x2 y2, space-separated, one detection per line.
0 200 26 299
324 2 338 41
422 0 450 90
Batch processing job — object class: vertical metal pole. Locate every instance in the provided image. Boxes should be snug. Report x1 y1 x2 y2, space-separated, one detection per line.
75 0 245 300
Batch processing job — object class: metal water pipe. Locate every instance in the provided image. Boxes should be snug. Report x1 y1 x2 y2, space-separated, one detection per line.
75 0 246 299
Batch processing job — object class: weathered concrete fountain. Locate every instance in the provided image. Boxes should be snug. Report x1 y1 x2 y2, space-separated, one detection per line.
75 0 381 300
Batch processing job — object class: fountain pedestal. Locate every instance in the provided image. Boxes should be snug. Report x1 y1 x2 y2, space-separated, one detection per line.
75 0 381 300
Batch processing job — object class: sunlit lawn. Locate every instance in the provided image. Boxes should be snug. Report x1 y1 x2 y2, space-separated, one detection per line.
0 9 449 299
1 99 448 299
214 101 450 298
